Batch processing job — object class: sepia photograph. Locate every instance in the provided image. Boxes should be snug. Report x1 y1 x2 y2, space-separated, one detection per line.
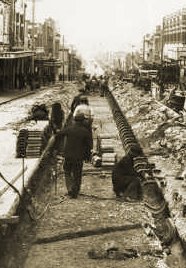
0 0 185 267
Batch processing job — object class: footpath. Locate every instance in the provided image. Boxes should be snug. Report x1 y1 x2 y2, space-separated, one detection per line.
0 89 42 222
0 90 35 105
0 85 63 222
0 82 78 224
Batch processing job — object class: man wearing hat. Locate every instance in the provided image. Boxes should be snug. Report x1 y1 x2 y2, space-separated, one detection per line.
73 95 93 131
60 113 93 198
70 89 85 113
73 96 93 121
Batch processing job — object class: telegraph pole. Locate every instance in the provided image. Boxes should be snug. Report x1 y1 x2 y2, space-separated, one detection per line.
62 34 65 82
131 45 134 70
160 21 164 64
160 20 165 99
31 0 35 74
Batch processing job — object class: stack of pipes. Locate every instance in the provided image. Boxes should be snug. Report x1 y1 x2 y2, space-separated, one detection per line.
97 134 117 168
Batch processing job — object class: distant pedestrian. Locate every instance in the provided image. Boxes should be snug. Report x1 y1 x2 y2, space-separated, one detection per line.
50 102 65 134
27 74 34 91
100 77 108 97
90 76 98 93
59 73 63 81
60 113 93 198
70 89 85 113
85 77 91 94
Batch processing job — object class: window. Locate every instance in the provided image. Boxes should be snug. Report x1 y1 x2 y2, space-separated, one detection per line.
16 13 19 22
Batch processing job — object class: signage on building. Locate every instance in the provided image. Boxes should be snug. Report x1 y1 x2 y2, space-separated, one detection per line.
36 47 44 54
178 48 186 58
0 51 35 59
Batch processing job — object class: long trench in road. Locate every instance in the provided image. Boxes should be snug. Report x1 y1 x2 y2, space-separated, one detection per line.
24 92 166 268
106 88 186 267
0 87 185 267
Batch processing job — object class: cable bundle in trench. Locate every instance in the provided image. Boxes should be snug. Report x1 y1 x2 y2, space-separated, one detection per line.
106 88 176 245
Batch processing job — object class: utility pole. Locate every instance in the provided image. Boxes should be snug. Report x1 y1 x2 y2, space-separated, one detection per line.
131 45 135 70
31 0 35 74
143 36 145 62
62 34 65 82
10 0 16 50
160 20 165 99
160 21 164 64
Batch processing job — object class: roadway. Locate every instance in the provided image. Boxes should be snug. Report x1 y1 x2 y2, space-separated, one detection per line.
0 81 185 267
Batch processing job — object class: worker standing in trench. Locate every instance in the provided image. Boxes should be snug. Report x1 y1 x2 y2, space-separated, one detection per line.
59 113 93 198
73 95 94 149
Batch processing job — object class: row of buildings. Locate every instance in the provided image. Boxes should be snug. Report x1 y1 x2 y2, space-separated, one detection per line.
143 8 186 66
99 7 186 74
0 0 82 91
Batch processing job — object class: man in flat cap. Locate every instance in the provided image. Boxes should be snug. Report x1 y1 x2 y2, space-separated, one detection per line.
60 113 93 198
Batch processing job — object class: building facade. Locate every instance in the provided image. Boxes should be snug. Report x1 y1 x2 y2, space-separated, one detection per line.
163 8 186 62
31 18 62 85
68 49 82 81
0 0 10 50
0 0 34 91
0 2 82 90
151 26 162 63
58 46 69 81
143 26 162 64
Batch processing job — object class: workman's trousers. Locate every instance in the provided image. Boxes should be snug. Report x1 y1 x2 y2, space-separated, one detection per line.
63 158 83 198
112 175 142 200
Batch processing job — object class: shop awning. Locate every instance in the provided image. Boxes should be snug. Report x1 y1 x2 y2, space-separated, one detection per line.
0 51 35 59
35 59 62 67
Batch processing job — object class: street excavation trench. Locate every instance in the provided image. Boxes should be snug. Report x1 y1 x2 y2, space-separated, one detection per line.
0 82 185 267
109 81 186 267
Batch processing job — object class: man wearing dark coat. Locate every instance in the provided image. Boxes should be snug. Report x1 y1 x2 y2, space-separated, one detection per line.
60 113 93 198
112 146 143 200
70 89 85 113
50 102 64 134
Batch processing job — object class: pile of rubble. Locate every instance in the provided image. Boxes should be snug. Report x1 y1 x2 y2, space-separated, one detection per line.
110 83 186 170
109 82 186 255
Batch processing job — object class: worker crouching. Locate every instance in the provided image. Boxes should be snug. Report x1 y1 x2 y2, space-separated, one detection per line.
112 146 143 201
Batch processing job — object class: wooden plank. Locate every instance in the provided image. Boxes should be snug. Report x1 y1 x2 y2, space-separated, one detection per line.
0 215 19 224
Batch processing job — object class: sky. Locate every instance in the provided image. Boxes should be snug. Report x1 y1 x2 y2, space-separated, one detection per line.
28 0 186 59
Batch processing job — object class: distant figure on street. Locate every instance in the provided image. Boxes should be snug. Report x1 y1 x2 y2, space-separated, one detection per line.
50 102 65 134
85 77 91 94
70 89 85 113
59 73 63 81
112 146 143 201
90 76 98 93
60 113 93 198
100 77 108 97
